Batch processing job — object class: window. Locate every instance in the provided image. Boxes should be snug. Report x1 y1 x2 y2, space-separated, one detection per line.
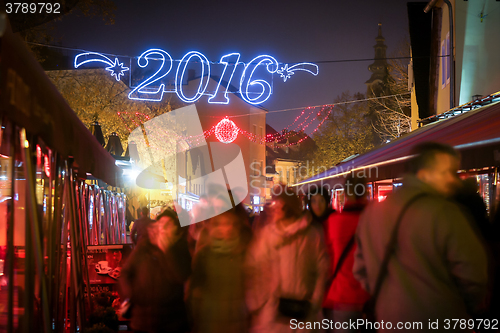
253 124 257 135
441 32 450 89
441 40 446 88
446 33 450 84
260 126 264 141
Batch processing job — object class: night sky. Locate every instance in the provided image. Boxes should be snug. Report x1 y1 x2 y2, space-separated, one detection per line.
51 0 411 133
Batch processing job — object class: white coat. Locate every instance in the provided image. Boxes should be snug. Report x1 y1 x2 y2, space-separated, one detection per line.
245 214 330 333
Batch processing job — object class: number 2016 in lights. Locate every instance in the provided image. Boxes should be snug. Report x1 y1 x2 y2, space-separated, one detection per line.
74 49 319 105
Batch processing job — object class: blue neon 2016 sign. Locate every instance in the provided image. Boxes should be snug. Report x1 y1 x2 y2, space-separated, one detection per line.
74 49 319 105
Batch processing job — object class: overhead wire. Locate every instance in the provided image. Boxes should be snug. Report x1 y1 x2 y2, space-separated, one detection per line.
26 41 450 65
228 92 411 118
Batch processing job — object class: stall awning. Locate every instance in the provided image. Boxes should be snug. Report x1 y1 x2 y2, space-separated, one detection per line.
0 20 120 186
296 100 500 188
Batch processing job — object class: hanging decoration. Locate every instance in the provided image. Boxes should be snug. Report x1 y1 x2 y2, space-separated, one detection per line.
74 49 318 105
74 52 129 81
214 118 239 143
117 105 333 148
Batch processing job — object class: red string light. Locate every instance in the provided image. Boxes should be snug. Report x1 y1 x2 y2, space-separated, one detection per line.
117 104 334 148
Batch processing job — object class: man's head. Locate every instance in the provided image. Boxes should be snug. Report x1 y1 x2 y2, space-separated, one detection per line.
151 208 181 252
345 173 367 201
408 142 460 196
141 207 150 218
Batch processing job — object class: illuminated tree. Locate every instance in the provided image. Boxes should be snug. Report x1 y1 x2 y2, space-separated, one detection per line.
47 68 183 152
369 39 412 143
309 92 373 176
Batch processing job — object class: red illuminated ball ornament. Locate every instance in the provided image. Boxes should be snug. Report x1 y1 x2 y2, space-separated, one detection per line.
215 118 238 143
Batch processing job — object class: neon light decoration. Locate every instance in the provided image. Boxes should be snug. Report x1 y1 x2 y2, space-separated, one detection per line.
240 55 278 105
74 49 319 105
74 52 129 81
175 51 211 103
276 63 319 82
215 118 239 143
128 49 173 101
208 53 241 104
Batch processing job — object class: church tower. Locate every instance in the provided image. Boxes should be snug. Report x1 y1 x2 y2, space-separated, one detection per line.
365 23 390 98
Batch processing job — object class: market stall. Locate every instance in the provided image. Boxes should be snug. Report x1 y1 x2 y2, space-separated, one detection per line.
0 16 126 333
295 93 500 213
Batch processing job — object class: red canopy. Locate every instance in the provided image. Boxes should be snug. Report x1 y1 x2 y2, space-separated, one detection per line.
0 20 120 186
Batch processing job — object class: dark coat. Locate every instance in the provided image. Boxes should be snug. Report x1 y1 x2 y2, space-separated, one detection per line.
189 245 249 333
354 174 488 331
120 235 191 333
130 216 154 245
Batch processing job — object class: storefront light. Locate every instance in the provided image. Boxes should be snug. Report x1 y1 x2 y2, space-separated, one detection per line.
123 167 141 182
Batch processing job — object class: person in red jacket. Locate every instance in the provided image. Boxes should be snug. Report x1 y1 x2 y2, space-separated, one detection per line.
322 175 370 332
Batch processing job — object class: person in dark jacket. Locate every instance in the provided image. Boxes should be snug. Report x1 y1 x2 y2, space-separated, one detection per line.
130 206 154 245
189 203 252 333
454 177 490 240
120 208 191 333
354 142 488 331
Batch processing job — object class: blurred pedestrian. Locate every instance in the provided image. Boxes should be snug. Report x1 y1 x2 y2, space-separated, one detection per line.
454 177 490 240
189 203 252 333
245 185 329 333
120 208 191 333
251 202 272 231
488 203 500 325
353 142 488 331
130 206 154 245
322 174 370 332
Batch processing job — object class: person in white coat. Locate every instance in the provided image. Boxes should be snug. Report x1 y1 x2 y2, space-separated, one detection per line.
245 185 330 333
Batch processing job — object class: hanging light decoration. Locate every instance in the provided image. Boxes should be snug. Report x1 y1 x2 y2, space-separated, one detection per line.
214 117 239 143
118 104 334 148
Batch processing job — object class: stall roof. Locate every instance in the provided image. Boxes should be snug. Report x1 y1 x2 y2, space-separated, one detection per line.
296 99 500 188
0 20 120 186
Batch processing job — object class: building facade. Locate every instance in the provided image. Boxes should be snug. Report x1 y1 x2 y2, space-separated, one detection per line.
409 0 500 119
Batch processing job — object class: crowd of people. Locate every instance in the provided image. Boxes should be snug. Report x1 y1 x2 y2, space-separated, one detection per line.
119 142 499 333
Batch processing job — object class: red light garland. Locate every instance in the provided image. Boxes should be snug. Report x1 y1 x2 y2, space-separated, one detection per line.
117 105 334 148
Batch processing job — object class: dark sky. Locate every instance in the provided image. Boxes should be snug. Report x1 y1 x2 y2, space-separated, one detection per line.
52 0 411 133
